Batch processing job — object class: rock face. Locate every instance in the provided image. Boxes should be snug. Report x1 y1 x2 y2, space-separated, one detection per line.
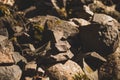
48 60 84 80
79 14 119 55
0 65 22 80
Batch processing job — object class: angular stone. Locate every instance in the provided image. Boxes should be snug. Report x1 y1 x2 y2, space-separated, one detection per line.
0 65 22 80
53 30 64 42
70 18 91 26
48 60 84 80
55 40 71 52
13 52 27 64
46 15 79 38
25 62 37 71
50 50 74 62
37 67 45 76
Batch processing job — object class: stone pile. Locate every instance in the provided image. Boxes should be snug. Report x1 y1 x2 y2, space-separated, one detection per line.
0 0 120 80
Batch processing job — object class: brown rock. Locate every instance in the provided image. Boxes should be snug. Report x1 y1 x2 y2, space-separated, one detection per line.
99 43 120 80
37 67 45 76
25 77 33 80
41 77 50 80
25 62 37 71
55 40 71 52
0 0 14 6
48 60 84 80
0 35 14 64
0 65 22 80
79 14 119 55
70 18 91 26
50 50 74 62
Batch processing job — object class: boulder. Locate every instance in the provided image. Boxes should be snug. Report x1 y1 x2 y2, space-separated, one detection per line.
46 15 79 39
99 43 120 80
48 60 84 80
0 65 22 80
79 14 119 55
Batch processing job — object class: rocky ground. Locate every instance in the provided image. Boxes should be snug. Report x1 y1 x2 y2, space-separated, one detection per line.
0 0 120 80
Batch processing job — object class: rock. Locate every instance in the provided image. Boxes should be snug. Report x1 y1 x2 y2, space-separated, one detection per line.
50 50 74 62
55 40 71 52
83 52 107 70
0 0 15 6
0 35 14 64
79 14 119 55
25 77 33 80
83 5 94 16
37 67 45 76
0 65 22 80
41 77 50 80
70 18 91 26
12 52 27 64
83 59 98 80
99 44 120 80
25 61 37 76
45 15 79 39
93 13 119 26
25 62 37 71
48 60 84 80
0 28 8 37
53 30 64 42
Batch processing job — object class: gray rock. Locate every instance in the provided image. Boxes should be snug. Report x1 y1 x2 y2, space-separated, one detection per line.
0 65 22 80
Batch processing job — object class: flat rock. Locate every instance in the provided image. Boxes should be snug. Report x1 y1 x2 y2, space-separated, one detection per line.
50 50 74 62
0 65 22 80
